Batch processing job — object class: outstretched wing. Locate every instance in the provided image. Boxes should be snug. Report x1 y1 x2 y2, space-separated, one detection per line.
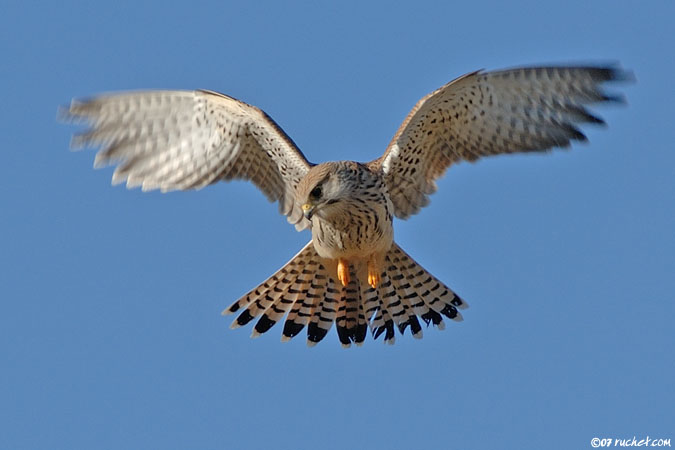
62 90 313 230
371 65 632 219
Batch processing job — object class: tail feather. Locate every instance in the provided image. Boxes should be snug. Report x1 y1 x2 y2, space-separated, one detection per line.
342 267 369 347
385 251 423 339
224 242 317 329
361 284 380 323
398 260 445 328
371 304 396 344
388 245 467 319
252 263 314 338
355 296 368 345
380 271 407 325
223 240 467 346
307 277 340 346
282 265 327 341
370 271 398 344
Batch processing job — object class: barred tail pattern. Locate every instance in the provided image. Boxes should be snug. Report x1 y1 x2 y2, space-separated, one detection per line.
222 241 467 347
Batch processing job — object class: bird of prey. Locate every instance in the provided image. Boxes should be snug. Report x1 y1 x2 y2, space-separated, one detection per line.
62 64 630 347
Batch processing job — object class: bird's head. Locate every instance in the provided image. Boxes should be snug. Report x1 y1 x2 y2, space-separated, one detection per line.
296 162 359 221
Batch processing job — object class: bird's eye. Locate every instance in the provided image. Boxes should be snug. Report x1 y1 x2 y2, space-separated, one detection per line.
310 186 322 199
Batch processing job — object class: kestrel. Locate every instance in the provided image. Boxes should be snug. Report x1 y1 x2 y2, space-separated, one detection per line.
63 64 630 347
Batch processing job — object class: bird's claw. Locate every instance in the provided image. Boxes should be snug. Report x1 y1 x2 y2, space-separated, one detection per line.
367 259 381 289
337 258 350 286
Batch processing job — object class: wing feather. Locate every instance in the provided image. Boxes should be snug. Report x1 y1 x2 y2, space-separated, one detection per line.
371 65 632 219
63 89 312 230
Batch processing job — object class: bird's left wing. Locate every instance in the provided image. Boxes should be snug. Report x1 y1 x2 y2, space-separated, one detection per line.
62 90 313 230
370 65 631 219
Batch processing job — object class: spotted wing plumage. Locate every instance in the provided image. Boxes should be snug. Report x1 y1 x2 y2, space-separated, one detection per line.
373 65 631 219
63 90 312 229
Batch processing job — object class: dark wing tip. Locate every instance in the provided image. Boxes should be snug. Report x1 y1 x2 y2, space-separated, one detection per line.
495 62 635 86
600 92 628 104
583 65 633 83
596 65 636 84
563 123 588 142
583 64 635 105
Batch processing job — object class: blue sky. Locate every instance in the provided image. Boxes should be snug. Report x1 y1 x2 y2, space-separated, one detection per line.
1 1 673 449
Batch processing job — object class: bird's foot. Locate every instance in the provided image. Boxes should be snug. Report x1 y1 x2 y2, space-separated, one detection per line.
367 258 381 289
337 258 350 286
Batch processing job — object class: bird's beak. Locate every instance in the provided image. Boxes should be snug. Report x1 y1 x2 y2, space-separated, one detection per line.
302 203 314 220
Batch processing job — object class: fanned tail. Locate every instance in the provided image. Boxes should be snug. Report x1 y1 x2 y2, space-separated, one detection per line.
222 241 319 335
222 241 467 347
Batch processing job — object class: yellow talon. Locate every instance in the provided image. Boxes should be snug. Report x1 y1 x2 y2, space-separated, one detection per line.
337 258 350 286
367 259 381 289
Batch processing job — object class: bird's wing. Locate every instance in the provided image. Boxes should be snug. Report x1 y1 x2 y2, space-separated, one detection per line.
370 65 631 219
63 90 313 230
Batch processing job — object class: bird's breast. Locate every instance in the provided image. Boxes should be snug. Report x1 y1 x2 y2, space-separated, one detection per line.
310 198 393 260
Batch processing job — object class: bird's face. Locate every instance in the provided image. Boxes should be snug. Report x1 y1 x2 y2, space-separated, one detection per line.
297 162 355 221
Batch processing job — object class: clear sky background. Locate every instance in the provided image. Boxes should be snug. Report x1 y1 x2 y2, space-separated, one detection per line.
1 1 673 449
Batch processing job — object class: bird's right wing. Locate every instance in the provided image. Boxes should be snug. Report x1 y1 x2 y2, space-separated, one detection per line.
62 90 313 230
